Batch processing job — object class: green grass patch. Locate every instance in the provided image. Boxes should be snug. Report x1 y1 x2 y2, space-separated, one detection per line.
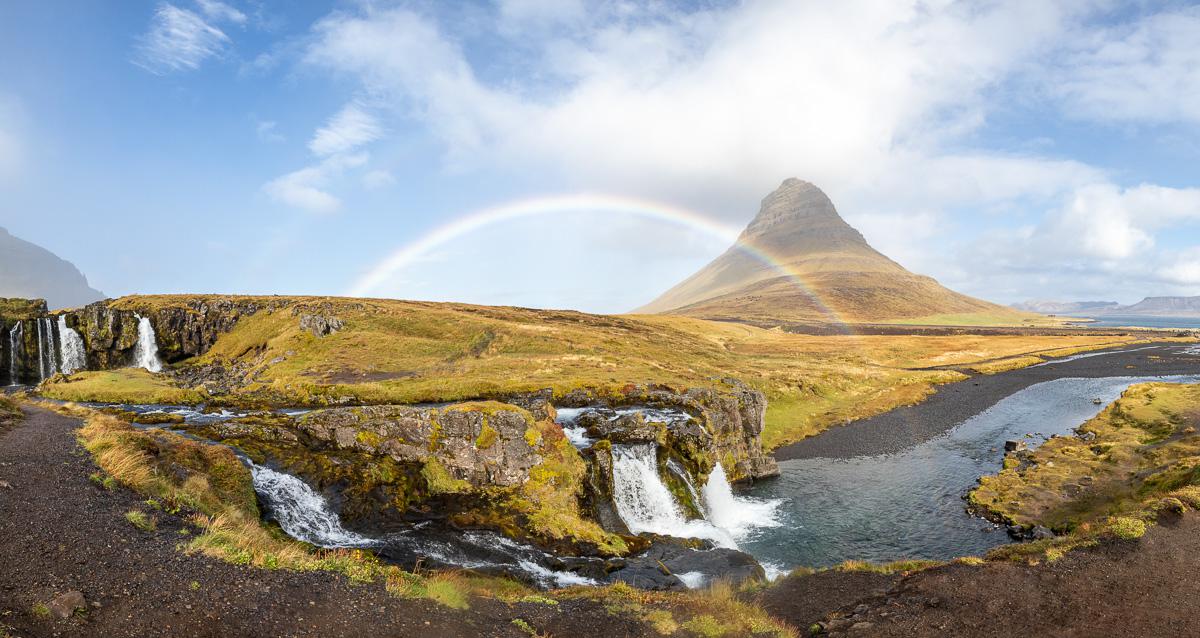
41 369 205 404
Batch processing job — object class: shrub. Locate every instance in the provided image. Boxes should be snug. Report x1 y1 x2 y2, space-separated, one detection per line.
1109 517 1147 540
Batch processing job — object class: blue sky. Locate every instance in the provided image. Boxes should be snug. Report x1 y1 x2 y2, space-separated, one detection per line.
1 0 1199 312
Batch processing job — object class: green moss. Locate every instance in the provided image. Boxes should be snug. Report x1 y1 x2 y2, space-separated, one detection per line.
524 427 542 448
1109 517 1147 540
355 430 383 448
421 458 470 494
476 423 499 449
681 614 730 637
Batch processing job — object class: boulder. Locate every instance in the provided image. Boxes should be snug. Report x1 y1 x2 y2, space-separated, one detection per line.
607 538 766 590
48 590 86 619
1004 440 1027 452
299 313 343 337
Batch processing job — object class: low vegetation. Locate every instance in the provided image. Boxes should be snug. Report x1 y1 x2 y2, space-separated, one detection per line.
970 382 1200 564
42 369 205 405
0 395 20 428
52 400 795 632
45 295 1173 451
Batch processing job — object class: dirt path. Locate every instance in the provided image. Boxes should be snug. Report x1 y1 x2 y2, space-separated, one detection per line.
760 513 1200 636
776 342 1200 460
0 406 648 638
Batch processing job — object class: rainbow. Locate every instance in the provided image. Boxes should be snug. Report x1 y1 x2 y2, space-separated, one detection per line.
345 193 851 329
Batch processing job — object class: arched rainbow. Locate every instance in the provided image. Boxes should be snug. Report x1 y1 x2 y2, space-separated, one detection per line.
345 193 852 329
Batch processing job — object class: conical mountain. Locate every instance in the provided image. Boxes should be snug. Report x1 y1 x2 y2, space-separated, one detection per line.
636 179 1020 324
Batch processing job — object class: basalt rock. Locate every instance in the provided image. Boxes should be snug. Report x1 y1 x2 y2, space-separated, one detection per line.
553 378 779 483
299 313 343 337
605 537 766 590
297 403 540 488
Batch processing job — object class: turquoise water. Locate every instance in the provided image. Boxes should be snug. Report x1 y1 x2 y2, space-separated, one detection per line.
1074 315 1200 329
740 375 1200 570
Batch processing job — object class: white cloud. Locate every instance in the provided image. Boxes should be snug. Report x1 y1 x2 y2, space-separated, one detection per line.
134 3 230 74
263 153 368 213
196 0 247 25
309 103 383 156
255 119 284 143
1051 6 1200 124
362 169 395 189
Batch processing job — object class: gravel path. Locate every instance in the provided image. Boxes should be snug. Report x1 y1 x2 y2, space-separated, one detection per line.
0 406 648 638
775 342 1200 460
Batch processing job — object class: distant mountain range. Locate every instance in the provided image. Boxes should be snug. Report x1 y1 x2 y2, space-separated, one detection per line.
636 178 1025 324
0 227 104 309
1014 297 1200 317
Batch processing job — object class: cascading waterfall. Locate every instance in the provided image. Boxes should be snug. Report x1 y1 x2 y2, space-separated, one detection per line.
37 317 58 380
249 463 375 548
610 444 782 550
133 315 163 372
57 315 87 375
6 321 21 385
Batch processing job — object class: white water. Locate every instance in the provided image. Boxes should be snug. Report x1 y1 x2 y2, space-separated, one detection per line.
249 463 375 548
610 444 782 549
133 315 163 372
57 315 87 375
7 321 20 385
37 317 57 380
701 463 784 539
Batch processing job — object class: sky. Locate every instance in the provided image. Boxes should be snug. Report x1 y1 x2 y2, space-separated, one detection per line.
1 0 1199 313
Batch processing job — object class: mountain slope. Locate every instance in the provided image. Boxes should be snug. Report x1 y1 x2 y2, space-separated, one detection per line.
636 179 1023 324
0 227 104 309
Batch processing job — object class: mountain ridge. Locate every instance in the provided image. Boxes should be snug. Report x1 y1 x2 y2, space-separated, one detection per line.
1017 296 1200 317
0 226 105 309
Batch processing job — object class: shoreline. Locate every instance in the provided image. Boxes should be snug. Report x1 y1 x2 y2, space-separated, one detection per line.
775 342 1200 461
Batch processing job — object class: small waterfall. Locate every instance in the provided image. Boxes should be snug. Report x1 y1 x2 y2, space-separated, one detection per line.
610 445 783 550
37 317 58 380
249 463 375 548
701 463 783 539
57 315 87 374
611 444 737 547
6 321 21 385
133 315 163 372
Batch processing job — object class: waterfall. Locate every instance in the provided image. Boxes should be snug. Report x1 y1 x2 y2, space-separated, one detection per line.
37 317 58 380
249 463 375 548
133 315 163 372
6 321 21 385
611 444 737 547
701 463 783 539
57 315 87 375
610 445 783 550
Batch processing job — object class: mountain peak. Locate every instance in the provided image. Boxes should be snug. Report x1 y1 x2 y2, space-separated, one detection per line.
739 179 869 255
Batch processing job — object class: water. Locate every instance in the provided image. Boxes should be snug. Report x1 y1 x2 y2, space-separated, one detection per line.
57 315 87 374
741 375 1200 570
250 463 376 547
1072 315 1200 329
133 315 163 372
609 443 782 550
6 321 20 385
37 317 57 380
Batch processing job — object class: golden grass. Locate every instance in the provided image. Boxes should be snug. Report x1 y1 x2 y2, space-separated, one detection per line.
42 369 206 404
560 580 797 638
61 295 1178 452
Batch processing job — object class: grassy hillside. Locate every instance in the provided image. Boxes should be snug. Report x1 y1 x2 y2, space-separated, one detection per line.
41 295 1167 450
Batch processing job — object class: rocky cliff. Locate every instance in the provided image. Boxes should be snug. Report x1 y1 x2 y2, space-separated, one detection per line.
0 227 104 310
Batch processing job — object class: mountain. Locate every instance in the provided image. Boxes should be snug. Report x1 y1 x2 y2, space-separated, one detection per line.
0 227 104 309
635 178 1022 324
1112 296 1200 316
1015 297 1200 317
1011 300 1121 314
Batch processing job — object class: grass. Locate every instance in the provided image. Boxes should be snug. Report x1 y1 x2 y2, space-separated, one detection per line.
967 382 1200 565
125 509 157 532
45 295 1179 453
41 369 206 404
30 603 50 619
561 580 797 637
886 312 1071 327
834 558 942 574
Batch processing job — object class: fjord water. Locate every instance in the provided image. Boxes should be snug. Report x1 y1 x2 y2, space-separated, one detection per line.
740 375 1200 570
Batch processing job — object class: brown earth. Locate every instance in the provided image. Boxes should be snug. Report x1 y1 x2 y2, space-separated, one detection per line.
0 405 649 638
760 513 1200 636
